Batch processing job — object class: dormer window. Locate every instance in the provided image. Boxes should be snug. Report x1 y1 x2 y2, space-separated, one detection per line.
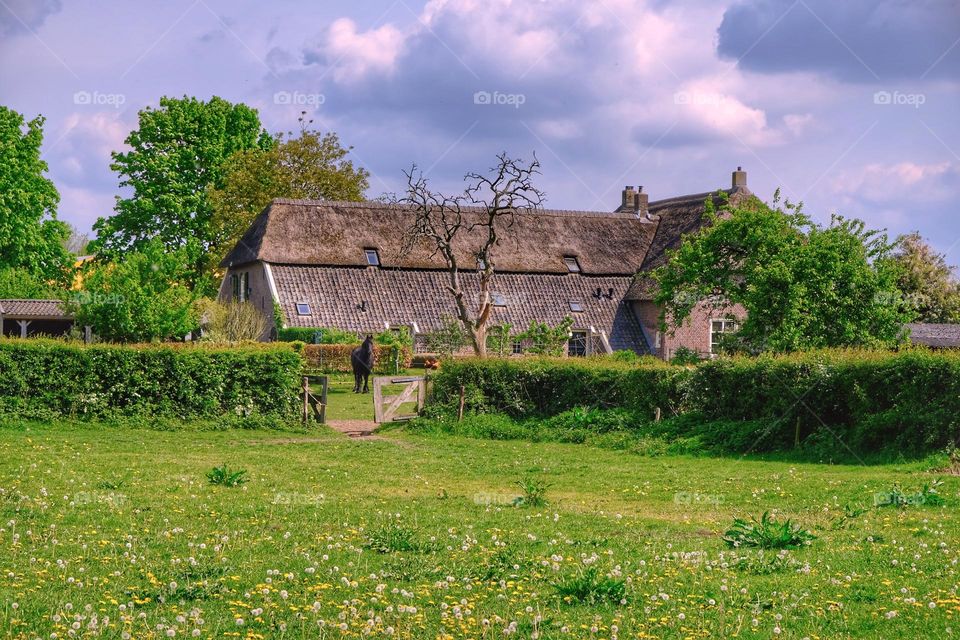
569 299 584 313
364 249 380 266
563 256 581 273
296 302 312 316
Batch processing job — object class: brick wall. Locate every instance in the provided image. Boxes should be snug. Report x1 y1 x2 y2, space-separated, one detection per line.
632 300 746 359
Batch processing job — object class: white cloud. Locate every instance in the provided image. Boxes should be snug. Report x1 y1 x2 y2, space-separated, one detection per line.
831 161 959 203
318 18 405 82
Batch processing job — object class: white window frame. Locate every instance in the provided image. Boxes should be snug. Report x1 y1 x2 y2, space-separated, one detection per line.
709 318 738 354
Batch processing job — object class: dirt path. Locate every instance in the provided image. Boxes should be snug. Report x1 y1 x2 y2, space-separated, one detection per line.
326 419 381 439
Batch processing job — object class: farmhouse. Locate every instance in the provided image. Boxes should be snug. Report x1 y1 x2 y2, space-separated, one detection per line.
219 168 754 358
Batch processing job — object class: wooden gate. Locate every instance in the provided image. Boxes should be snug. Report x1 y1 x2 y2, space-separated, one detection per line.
373 376 426 424
301 375 329 424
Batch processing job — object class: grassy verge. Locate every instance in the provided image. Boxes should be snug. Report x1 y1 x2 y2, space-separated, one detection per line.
0 419 958 638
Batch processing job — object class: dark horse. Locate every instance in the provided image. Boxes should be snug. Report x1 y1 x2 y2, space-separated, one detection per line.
351 335 375 393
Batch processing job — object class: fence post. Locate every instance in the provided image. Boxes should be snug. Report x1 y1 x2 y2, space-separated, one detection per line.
654 407 661 422
320 376 328 424
457 385 466 422
302 376 309 424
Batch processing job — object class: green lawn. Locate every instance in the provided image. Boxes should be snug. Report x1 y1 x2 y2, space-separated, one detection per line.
1 421 958 639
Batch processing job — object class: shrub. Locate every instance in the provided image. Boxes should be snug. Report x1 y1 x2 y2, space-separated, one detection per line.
206 464 248 487
429 357 689 419
723 512 816 549
197 299 267 342
554 567 627 605
276 326 358 343
689 348 960 455
0 339 303 419
515 476 550 507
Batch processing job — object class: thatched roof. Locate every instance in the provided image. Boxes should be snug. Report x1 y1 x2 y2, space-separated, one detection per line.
626 186 753 300
222 199 659 276
0 299 72 320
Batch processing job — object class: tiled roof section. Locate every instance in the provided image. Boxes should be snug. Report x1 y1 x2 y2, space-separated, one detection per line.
222 199 659 276
272 265 650 353
905 323 960 348
0 299 72 319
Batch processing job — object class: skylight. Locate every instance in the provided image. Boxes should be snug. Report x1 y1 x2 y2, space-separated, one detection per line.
569 300 584 313
563 256 581 273
364 249 380 266
296 302 312 316
491 292 507 307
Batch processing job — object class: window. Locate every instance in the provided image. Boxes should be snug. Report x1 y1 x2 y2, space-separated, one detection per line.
296 302 312 316
364 249 380 266
563 256 581 273
568 331 588 357
491 292 507 307
569 299 584 313
710 318 738 354
232 273 250 302
511 340 523 355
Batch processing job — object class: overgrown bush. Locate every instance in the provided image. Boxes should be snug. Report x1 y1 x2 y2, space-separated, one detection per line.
427 348 960 456
0 339 303 419
429 356 689 418
689 349 960 455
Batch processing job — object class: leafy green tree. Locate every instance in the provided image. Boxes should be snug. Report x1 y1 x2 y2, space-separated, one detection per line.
654 192 911 353
0 267 62 299
517 317 575 356
890 232 960 323
0 106 70 282
208 115 369 271
91 96 272 292
71 239 199 342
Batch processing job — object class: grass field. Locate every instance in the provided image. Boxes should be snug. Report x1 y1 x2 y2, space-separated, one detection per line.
1 419 958 639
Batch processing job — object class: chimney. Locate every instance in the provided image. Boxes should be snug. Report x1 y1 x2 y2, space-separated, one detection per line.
620 185 636 211
633 185 649 216
732 166 747 189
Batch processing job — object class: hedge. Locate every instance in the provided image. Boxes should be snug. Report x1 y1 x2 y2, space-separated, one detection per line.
428 349 960 455
429 356 690 418
0 339 304 420
688 349 960 453
302 344 413 374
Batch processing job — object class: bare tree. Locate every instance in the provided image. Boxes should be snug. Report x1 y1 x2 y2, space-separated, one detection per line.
400 153 545 357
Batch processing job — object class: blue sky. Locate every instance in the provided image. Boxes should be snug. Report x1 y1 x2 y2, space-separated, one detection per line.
2 0 959 260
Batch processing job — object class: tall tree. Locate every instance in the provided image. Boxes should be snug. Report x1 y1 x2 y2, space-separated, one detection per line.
91 96 272 292
400 153 545 357
890 232 960 323
71 239 199 343
654 192 911 353
0 106 70 282
208 114 369 273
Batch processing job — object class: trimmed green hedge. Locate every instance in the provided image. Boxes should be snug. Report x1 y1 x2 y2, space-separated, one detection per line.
429 356 690 418
428 349 960 455
689 349 960 453
0 339 304 420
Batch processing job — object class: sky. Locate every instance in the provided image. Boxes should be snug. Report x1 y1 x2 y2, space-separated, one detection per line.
2 0 959 261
